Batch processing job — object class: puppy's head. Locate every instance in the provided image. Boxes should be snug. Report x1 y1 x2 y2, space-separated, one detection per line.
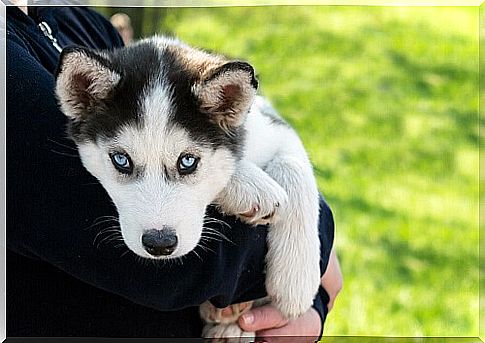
55 37 258 259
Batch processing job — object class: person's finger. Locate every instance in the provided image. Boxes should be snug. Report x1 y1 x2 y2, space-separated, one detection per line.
238 304 288 332
256 336 316 343
256 308 321 343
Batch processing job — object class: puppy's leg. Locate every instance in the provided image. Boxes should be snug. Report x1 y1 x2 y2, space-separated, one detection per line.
202 324 255 343
263 153 321 319
200 300 254 325
200 301 255 342
214 160 288 226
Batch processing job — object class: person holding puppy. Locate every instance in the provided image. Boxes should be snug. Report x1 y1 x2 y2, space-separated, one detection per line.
6 4 342 339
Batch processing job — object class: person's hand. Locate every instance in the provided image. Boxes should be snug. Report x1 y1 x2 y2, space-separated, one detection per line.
238 304 321 342
237 249 342 342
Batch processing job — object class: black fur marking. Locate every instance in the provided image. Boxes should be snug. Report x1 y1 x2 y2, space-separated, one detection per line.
208 61 258 90
62 40 246 158
160 48 246 158
163 165 170 180
66 43 162 143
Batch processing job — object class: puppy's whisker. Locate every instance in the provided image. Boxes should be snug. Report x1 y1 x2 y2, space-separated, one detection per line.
191 249 203 262
50 150 78 158
47 138 78 152
202 229 225 241
200 230 228 245
203 216 229 224
84 216 119 231
93 225 121 247
96 233 120 249
200 234 222 243
203 217 231 229
203 227 235 246
88 218 119 230
98 232 122 247
93 227 121 239
93 215 119 223
178 254 186 266
197 239 216 254
120 249 131 258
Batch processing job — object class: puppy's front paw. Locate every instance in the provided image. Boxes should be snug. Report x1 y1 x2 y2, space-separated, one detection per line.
215 161 288 227
200 301 253 325
236 199 280 226
202 323 255 343
229 180 288 226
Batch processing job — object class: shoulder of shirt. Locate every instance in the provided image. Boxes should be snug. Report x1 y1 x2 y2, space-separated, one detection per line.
51 6 124 49
6 25 31 54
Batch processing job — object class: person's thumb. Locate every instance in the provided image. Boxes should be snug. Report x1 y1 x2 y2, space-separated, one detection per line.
238 305 289 332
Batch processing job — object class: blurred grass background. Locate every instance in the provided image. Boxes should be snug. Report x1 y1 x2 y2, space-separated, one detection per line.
98 5 479 337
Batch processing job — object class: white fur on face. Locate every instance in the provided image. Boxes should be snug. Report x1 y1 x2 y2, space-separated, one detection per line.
78 84 236 259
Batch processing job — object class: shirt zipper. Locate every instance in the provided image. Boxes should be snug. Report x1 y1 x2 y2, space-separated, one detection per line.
38 21 62 53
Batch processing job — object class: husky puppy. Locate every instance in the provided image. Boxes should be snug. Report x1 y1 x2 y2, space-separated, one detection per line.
55 36 321 339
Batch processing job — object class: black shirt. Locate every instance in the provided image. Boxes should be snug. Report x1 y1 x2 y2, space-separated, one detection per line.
6 6 334 337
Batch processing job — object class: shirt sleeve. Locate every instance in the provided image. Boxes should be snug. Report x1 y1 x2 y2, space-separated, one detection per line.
6 37 256 311
312 197 335 334
7 33 335 314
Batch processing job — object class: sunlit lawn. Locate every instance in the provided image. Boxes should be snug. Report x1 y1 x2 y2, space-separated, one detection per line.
102 5 480 337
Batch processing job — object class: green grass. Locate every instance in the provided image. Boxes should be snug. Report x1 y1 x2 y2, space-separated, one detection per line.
105 6 480 337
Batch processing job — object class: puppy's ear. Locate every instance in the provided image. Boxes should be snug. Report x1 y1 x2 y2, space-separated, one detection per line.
193 61 258 131
55 46 121 120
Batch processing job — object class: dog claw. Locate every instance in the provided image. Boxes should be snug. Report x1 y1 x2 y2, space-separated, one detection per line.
201 301 254 325
240 204 260 218
238 203 277 226
262 210 276 220
201 301 255 342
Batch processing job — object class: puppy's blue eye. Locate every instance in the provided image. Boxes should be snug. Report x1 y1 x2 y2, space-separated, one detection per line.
181 156 195 168
113 154 128 167
178 154 199 175
110 152 133 174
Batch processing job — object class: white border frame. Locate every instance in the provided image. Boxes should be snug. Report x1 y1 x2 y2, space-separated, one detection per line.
0 1 482 342
1 1 6 341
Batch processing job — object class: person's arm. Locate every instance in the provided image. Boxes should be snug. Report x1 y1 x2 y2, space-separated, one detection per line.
231 198 339 338
7 36 271 311
210 198 338 338
238 250 342 339
321 248 343 312
7 7 337 314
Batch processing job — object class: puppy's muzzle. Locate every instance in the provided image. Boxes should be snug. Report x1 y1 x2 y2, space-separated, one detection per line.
142 228 178 256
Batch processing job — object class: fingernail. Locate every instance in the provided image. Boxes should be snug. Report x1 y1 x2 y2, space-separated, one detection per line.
242 312 254 325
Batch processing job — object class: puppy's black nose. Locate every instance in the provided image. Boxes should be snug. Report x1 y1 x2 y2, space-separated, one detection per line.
142 228 178 257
